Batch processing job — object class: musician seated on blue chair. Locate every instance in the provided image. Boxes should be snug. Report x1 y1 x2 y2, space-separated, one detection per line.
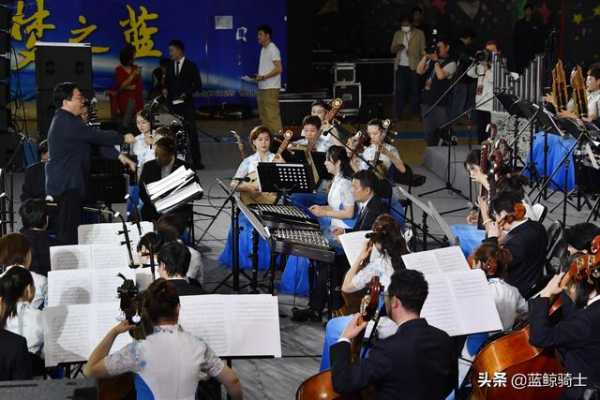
308 145 356 249
288 115 334 213
292 170 388 323
319 214 408 370
330 269 457 400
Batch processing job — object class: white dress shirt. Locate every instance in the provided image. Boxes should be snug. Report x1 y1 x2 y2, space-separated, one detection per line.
359 143 400 171
293 135 332 153
233 152 276 179
1 265 47 309
488 278 528 331
5 301 44 354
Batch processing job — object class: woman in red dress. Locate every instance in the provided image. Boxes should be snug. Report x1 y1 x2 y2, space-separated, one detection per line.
111 45 144 130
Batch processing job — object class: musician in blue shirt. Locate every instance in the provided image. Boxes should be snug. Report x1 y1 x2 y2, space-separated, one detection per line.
45 82 136 244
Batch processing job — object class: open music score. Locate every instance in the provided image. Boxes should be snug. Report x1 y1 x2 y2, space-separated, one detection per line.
43 294 282 367
402 247 502 336
338 230 372 266
78 222 154 246
50 244 130 271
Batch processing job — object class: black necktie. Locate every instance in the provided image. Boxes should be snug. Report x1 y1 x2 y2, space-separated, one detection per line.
175 61 180 77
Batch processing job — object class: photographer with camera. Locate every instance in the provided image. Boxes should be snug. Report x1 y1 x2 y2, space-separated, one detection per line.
84 279 243 400
416 37 457 146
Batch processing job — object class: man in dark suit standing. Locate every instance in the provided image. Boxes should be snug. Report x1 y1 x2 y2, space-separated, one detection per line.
139 136 190 224
331 269 457 399
292 170 388 322
164 39 203 170
45 82 136 244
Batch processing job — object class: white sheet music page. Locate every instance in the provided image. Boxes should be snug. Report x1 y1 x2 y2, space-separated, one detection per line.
78 222 154 246
91 244 129 269
228 295 281 357
92 302 132 355
50 245 92 270
447 269 503 334
43 304 91 366
339 230 372 267
420 274 462 336
91 268 135 304
402 246 469 275
47 270 93 306
179 295 229 356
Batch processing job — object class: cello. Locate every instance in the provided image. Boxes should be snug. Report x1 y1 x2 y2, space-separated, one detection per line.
469 235 600 400
295 277 382 400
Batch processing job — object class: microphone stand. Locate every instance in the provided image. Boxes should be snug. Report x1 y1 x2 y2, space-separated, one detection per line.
418 58 479 215
196 178 245 244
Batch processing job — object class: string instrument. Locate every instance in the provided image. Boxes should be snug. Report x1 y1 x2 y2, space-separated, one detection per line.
237 130 293 205
571 65 588 119
551 60 569 113
372 119 391 179
470 236 600 400
497 201 527 230
323 98 344 129
296 276 383 400
231 130 246 160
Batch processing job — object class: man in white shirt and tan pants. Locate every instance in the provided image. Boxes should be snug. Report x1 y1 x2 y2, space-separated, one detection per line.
256 24 283 135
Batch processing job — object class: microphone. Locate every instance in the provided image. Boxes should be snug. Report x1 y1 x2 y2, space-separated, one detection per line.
231 176 251 182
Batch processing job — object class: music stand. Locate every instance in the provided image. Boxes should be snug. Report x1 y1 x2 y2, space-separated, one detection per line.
426 200 459 246
257 163 315 195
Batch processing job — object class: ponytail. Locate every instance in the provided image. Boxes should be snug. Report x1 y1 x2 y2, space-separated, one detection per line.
0 267 33 328
370 214 409 272
472 243 513 278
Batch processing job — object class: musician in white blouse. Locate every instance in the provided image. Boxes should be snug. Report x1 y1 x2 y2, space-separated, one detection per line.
291 115 332 153
562 62 600 123
354 119 406 174
308 146 356 234
84 279 243 400
311 101 344 147
131 108 163 176
231 125 283 194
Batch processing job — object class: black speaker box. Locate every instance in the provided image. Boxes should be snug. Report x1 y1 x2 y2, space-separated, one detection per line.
35 43 93 91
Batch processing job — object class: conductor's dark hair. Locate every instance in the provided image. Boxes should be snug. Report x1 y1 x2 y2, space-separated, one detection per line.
565 223 600 253
38 139 48 156
352 170 378 193
19 199 47 230
142 278 180 324
0 267 34 329
168 39 185 52
119 44 135 66
490 191 521 215
53 82 79 107
158 241 191 278
258 24 272 37
155 136 176 156
303 115 322 130
387 269 428 314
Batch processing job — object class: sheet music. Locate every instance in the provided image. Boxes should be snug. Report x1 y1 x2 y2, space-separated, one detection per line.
91 245 129 269
421 269 502 337
50 245 92 270
48 268 134 306
402 246 468 275
78 222 154 246
44 302 131 367
179 294 281 357
155 181 203 213
339 230 372 266
44 305 91 366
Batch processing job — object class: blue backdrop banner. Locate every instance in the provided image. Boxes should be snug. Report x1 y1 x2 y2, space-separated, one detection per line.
9 0 287 106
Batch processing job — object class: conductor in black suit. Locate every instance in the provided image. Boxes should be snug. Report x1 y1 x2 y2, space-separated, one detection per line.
331 269 457 399
139 136 190 225
45 82 137 244
164 39 203 170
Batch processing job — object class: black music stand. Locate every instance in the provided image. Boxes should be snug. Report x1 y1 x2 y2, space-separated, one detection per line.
256 162 315 195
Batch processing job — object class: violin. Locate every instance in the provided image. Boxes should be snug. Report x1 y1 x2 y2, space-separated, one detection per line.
296 276 382 400
469 236 600 400
497 202 527 230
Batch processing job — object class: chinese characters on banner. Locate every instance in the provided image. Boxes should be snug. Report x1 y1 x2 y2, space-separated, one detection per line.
10 1 162 69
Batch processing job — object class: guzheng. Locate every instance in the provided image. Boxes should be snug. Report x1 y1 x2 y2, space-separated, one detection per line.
270 228 335 263
250 204 319 229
